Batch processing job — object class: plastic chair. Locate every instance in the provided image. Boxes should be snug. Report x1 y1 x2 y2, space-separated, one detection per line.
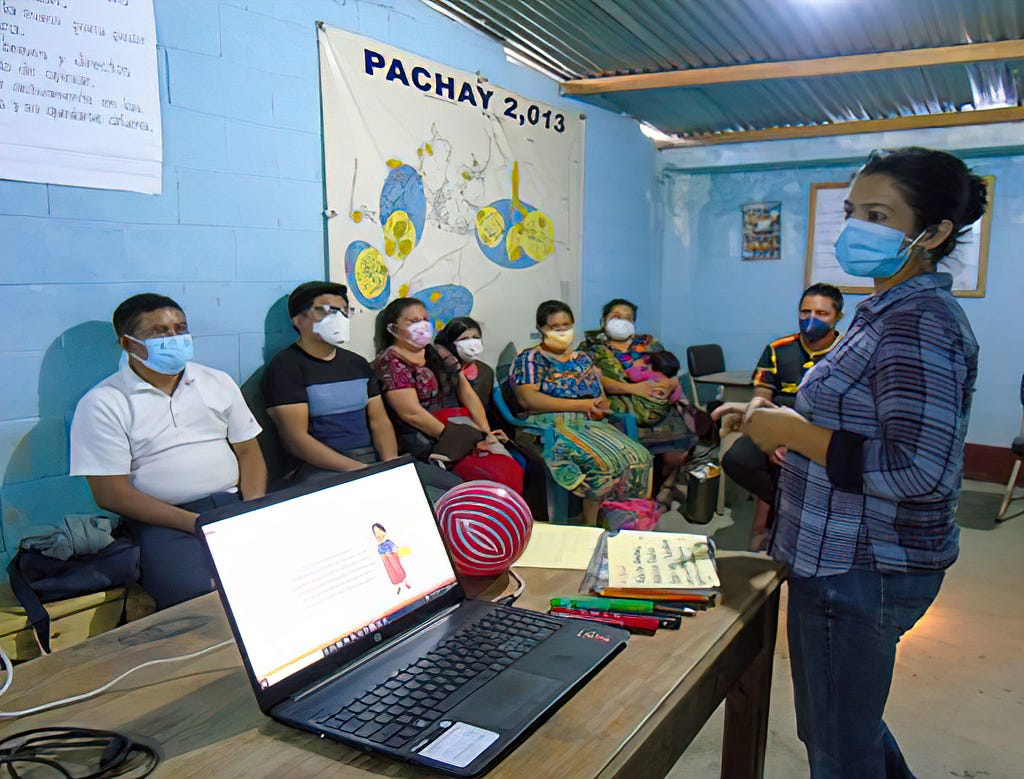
686 344 725 409
996 372 1024 522
492 343 574 524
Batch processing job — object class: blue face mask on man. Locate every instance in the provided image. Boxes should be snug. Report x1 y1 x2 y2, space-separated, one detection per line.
125 333 194 375
799 316 832 342
834 219 927 278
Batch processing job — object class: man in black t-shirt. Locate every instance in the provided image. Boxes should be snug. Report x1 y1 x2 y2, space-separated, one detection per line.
261 282 460 496
724 283 843 549
751 283 843 408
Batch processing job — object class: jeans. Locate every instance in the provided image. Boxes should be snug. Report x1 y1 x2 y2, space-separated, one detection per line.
125 492 242 611
721 433 777 504
787 568 945 778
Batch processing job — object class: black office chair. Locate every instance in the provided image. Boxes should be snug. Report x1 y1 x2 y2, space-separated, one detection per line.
996 372 1024 522
686 344 725 410
240 366 297 490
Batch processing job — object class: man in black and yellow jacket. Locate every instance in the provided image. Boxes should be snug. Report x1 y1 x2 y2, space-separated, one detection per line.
751 283 844 408
724 283 843 549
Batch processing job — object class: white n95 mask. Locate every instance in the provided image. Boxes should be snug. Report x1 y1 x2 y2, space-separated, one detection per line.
455 338 484 362
312 312 350 346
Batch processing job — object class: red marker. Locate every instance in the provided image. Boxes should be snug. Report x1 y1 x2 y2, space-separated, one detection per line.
550 607 660 633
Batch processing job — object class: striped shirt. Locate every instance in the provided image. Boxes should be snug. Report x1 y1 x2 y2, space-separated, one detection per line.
772 273 978 577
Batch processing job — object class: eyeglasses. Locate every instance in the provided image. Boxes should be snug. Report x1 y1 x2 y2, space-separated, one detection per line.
307 304 349 319
133 323 189 339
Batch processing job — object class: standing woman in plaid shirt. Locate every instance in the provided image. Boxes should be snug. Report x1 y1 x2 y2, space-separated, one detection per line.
715 148 986 777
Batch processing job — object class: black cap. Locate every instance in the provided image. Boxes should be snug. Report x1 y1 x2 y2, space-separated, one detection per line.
288 281 348 318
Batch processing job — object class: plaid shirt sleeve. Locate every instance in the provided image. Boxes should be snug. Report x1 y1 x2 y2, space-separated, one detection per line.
827 309 971 501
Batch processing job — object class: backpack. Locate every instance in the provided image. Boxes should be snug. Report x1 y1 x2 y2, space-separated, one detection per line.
7 537 140 653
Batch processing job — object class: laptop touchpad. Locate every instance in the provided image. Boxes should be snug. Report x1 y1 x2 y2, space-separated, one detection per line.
459 669 564 729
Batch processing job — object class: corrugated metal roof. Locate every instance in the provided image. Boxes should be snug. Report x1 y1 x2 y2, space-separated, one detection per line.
426 0 1024 138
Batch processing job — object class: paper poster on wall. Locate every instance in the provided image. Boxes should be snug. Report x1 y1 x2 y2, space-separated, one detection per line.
317 25 585 362
804 179 994 298
741 201 781 260
0 0 162 194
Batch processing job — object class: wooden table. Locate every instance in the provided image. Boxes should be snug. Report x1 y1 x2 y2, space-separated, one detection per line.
0 553 785 778
693 371 756 403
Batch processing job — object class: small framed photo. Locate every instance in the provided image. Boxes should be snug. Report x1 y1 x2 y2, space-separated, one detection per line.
741 201 782 261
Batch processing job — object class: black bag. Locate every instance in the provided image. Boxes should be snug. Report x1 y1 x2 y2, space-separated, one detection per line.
429 423 486 465
6 538 140 653
680 403 715 439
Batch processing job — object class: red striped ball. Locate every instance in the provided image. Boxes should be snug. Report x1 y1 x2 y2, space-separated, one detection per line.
435 481 534 577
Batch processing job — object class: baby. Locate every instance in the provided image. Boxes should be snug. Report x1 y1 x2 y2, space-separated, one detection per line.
625 350 683 404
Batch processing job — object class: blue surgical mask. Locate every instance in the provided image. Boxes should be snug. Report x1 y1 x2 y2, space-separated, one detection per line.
834 219 926 278
125 333 194 375
799 316 832 342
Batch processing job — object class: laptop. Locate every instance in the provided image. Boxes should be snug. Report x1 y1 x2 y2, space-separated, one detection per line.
197 458 628 776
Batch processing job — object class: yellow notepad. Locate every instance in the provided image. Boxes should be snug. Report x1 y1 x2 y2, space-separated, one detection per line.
515 523 604 570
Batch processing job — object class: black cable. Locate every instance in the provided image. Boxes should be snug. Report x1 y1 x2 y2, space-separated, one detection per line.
0 727 158 778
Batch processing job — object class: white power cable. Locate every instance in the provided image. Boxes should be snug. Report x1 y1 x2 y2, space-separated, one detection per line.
0 639 233 718
0 646 13 697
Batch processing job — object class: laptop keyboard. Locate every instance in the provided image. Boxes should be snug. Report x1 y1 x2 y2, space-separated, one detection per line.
311 608 561 749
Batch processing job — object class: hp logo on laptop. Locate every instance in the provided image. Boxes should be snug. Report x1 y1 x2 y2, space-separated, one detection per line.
374 633 382 643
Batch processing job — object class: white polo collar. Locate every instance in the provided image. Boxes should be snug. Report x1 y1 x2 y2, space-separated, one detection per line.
115 357 196 394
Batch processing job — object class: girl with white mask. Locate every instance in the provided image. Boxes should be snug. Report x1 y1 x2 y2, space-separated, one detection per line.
435 316 498 422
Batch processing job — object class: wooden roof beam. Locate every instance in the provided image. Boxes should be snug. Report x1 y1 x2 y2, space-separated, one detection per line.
654 107 1024 148
561 39 1024 95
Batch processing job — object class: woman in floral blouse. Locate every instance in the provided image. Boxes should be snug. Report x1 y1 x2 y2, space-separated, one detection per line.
580 298 696 503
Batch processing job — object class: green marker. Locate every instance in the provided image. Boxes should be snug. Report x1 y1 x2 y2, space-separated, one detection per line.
550 595 655 614
549 595 697 616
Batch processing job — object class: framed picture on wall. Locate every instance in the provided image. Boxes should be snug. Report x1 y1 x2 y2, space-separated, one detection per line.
803 177 994 298
741 201 782 260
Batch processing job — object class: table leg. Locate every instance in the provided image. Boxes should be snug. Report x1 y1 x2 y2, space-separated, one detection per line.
716 431 742 515
720 585 780 779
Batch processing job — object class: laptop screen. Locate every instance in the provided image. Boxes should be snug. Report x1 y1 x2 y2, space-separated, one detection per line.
201 462 459 689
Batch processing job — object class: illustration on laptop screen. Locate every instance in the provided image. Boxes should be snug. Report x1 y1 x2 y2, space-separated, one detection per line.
201 464 458 688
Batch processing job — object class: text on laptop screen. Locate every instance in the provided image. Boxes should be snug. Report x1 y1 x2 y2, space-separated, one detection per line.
202 463 458 688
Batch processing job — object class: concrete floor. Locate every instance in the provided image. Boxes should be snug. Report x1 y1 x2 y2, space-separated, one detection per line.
662 480 1024 779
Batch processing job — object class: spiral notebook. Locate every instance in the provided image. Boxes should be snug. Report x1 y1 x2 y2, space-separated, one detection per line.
580 530 719 605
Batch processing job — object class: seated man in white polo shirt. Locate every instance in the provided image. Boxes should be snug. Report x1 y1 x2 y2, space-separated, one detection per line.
70 293 267 610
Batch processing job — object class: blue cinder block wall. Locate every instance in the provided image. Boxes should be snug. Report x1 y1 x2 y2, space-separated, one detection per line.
657 133 1024 448
0 0 658 565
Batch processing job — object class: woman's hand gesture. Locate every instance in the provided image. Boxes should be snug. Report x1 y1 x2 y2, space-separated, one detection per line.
633 381 666 399
712 396 776 436
586 397 613 420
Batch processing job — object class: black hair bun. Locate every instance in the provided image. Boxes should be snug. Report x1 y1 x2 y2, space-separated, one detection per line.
959 174 988 228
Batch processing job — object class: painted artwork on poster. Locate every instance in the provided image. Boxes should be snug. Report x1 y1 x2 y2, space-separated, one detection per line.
318 26 585 360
